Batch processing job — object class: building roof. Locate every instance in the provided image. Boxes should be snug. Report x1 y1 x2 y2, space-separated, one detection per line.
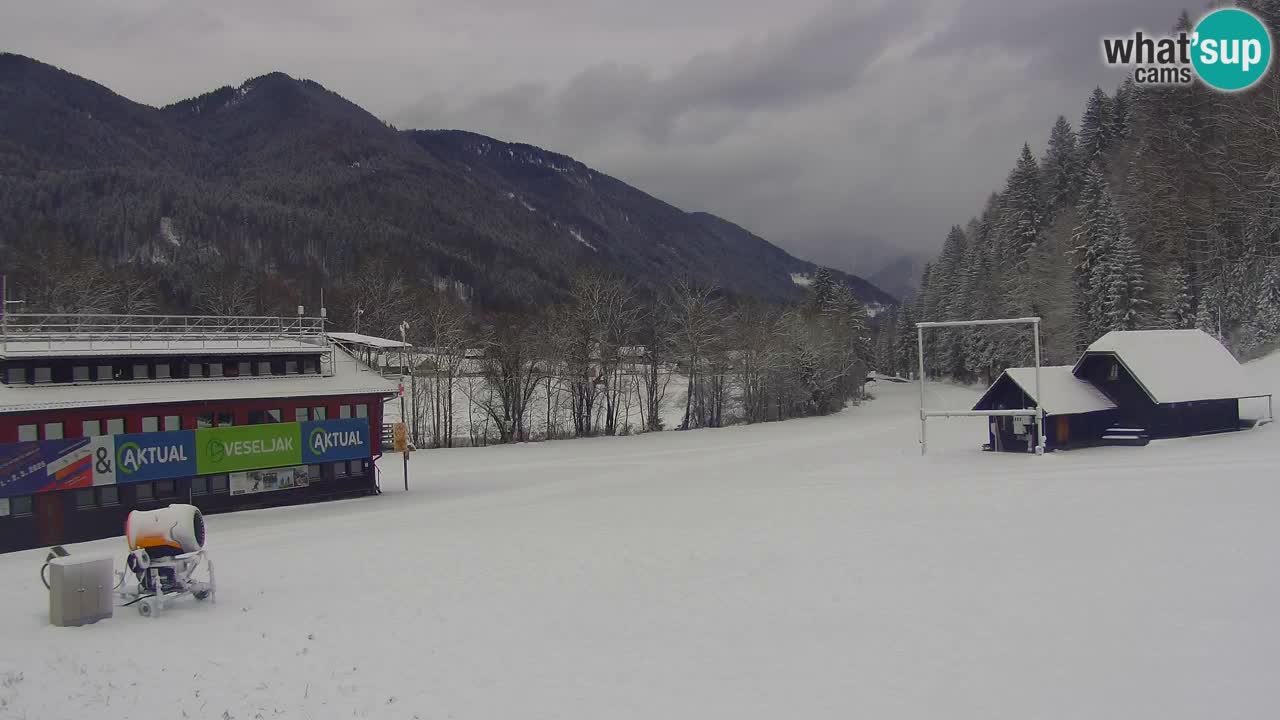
1075 329 1261 404
973 365 1118 415
0 347 398 414
327 332 411 349
1 338 326 359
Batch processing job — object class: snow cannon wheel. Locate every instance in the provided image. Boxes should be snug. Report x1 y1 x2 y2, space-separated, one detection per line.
138 598 158 617
194 589 210 601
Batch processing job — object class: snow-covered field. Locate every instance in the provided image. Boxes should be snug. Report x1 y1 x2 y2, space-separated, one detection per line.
2 356 1278 719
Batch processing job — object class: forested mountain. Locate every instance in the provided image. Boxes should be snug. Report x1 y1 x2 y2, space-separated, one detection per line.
875 4 1280 382
0 54 893 334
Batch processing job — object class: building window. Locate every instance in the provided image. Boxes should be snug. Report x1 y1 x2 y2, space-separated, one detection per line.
356 404 368 419
295 407 309 423
97 364 113 381
340 405 352 419
239 361 252 376
75 488 96 509
82 420 103 437
106 418 125 435
307 464 321 481
209 475 229 494
348 459 363 476
6 367 27 384
132 363 149 380
209 362 224 378
73 366 90 382
18 424 37 442
141 417 160 433
98 486 119 506
334 461 349 477
164 415 181 432
156 363 171 379
312 406 326 421
216 412 234 427
286 359 299 374
10 495 33 516
249 409 284 425
308 356 322 374
156 479 177 498
191 477 209 496
135 483 154 502
1108 363 1119 382
33 367 52 384
197 413 214 429
258 361 272 376
44 422 64 440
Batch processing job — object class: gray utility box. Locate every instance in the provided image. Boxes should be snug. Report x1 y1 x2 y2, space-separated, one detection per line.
48 554 114 626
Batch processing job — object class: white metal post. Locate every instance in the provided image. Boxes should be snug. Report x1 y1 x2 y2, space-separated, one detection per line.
917 325 926 456
1033 319 1044 455
915 317 1043 457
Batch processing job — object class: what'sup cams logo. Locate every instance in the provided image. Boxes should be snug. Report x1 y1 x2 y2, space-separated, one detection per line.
1103 8 1273 91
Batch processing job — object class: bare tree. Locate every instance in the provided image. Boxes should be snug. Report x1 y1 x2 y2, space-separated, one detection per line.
418 296 471 448
473 314 549 443
666 278 727 430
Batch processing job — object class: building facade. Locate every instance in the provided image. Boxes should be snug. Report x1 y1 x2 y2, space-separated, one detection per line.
0 313 399 552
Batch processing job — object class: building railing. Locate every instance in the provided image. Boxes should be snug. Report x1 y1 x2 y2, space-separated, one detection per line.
1 313 328 354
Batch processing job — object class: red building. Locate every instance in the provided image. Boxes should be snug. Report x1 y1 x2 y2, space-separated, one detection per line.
0 313 401 552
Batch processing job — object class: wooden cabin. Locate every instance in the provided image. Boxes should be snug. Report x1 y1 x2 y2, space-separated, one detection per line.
973 366 1118 452
974 330 1270 452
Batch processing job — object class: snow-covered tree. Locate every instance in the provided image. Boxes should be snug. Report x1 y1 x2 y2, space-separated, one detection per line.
1079 87 1114 161
1162 265 1195 330
1041 116 1082 213
1103 230 1150 331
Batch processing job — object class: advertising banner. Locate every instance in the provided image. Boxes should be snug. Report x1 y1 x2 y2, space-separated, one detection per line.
112 430 196 484
0 419 374 498
301 418 371 464
230 464 312 496
196 423 302 475
0 439 92 497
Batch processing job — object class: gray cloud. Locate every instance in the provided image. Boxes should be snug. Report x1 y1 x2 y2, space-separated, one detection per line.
1 0 1192 277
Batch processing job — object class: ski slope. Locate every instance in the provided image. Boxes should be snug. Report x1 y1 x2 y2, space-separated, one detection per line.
0 358 1277 719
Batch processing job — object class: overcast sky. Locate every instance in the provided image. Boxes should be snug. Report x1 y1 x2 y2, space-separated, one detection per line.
4 0 1192 274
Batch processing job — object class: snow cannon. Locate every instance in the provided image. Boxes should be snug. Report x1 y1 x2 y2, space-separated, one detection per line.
126 503 206 555
118 504 215 617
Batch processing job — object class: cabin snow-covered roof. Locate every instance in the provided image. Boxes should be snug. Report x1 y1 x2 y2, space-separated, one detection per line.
973 365 1117 415
1076 329 1260 404
0 347 397 414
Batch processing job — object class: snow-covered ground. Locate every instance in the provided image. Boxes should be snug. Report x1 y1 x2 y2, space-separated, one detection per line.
1 357 1277 719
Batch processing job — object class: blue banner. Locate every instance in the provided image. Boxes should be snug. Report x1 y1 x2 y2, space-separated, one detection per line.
301 418 371 464
112 431 197 484
0 439 92 497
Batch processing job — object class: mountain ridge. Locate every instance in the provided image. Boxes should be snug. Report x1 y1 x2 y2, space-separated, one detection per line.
0 54 894 323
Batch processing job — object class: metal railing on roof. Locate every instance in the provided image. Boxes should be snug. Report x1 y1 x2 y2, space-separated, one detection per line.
1 312 328 354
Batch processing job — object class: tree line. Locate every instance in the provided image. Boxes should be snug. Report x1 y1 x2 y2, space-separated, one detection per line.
874 4 1280 384
396 268 873 447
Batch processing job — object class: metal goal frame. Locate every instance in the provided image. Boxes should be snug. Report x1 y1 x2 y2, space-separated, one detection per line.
915 317 1044 456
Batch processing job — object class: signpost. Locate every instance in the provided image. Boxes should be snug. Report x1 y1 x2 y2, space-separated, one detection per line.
398 320 410 492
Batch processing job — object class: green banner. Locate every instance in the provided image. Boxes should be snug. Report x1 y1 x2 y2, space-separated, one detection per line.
196 423 302 474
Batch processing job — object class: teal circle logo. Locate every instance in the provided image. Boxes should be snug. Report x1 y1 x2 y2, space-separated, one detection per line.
1192 8 1272 91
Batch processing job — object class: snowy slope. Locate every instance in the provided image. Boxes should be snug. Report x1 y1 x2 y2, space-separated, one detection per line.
0 357 1277 719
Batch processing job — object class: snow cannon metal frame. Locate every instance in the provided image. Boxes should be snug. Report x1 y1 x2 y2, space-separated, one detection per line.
116 503 216 617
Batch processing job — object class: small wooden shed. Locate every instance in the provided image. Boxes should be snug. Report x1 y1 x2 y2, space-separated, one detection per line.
973 366 1119 452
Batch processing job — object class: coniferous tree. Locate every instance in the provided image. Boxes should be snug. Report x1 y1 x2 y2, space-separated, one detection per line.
1070 167 1112 347
1079 88 1114 162
1162 265 1195 329
808 267 836 313
1042 116 1083 213
1110 79 1134 141
1104 230 1149 331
